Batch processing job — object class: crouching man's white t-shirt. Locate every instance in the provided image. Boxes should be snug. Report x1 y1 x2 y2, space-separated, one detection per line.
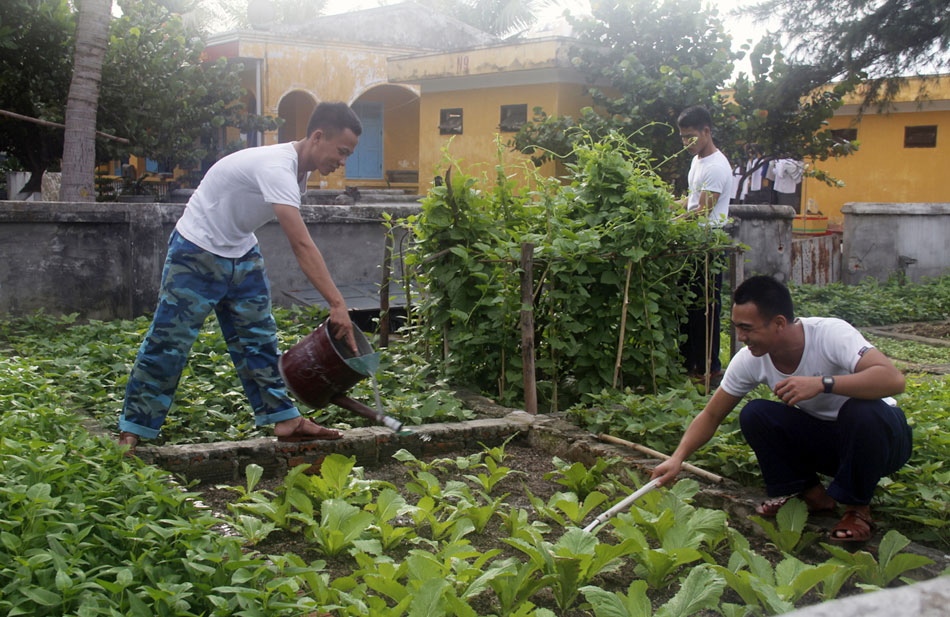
719 317 897 421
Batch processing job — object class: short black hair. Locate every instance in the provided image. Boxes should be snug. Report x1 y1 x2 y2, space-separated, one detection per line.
733 275 795 322
677 105 712 131
306 102 362 139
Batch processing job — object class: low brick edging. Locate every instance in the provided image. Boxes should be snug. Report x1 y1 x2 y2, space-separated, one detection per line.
133 415 535 486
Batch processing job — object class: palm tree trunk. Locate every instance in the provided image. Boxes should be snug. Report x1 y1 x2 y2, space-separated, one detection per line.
61 0 112 202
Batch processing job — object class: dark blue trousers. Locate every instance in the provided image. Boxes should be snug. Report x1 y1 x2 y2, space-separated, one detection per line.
739 398 912 505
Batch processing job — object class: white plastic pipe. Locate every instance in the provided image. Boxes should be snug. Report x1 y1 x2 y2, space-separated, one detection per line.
582 478 661 534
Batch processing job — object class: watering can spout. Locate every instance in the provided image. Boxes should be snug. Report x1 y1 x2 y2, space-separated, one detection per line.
331 394 403 432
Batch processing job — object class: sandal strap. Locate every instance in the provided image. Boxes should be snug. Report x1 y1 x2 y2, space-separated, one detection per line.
841 508 874 528
831 509 875 540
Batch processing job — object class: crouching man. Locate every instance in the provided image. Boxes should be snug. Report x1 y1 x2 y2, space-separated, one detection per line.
651 275 912 542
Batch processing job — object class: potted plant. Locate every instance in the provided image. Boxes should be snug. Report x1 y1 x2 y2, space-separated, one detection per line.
117 165 158 203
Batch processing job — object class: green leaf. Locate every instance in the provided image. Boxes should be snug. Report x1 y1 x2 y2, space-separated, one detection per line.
26 483 52 502
407 577 450 617
244 463 263 493
22 587 61 606
582 580 651 617
656 565 725 617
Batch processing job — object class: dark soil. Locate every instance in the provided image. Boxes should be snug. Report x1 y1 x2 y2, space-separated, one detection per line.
895 321 950 340
197 444 850 616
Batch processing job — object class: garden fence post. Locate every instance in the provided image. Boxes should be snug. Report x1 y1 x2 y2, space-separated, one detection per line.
613 260 634 388
730 245 740 357
379 229 393 348
520 242 537 414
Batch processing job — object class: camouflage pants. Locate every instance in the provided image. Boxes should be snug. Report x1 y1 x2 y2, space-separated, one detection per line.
120 230 299 438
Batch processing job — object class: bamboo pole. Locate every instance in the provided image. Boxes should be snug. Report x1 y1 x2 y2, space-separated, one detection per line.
0 108 129 144
379 229 393 347
520 242 537 414
702 251 712 391
729 246 739 357
613 260 634 388
399 228 414 343
640 269 658 394
597 433 724 484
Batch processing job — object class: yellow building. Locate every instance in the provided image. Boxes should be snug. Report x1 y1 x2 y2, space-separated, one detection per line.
200 3 501 193
388 35 591 184
194 3 591 194
804 75 950 226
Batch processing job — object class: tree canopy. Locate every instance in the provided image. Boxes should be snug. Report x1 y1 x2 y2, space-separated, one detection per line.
414 0 550 38
0 0 75 192
718 36 859 192
98 0 278 175
512 0 859 192
194 0 330 34
750 0 950 105
513 0 737 191
0 0 277 193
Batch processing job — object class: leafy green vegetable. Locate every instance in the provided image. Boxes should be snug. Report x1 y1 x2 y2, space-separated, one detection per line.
821 529 935 589
749 498 819 555
545 456 620 499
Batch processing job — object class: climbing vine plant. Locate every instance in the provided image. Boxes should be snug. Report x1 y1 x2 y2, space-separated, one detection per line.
400 134 732 409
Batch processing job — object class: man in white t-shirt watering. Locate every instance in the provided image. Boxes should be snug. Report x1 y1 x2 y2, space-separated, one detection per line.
118 102 362 453
676 105 732 384
651 275 912 543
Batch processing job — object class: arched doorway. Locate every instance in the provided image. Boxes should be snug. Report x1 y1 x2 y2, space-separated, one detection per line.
277 90 317 143
347 85 420 186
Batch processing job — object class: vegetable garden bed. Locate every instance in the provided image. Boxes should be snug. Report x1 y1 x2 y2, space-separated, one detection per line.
190 426 945 617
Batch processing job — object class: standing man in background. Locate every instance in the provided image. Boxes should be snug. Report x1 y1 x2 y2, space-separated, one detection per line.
118 102 362 453
676 105 732 384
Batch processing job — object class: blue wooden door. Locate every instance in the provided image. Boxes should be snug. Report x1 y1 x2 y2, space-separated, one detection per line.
346 102 383 179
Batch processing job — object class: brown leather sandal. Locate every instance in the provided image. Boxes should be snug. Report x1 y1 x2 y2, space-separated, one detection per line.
829 509 876 543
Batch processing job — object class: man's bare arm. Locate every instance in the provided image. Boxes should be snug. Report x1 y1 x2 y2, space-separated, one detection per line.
650 388 742 486
674 190 719 220
773 348 905 406
273 204 356 352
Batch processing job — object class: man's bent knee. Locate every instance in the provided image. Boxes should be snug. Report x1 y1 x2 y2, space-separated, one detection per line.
739 399 774 432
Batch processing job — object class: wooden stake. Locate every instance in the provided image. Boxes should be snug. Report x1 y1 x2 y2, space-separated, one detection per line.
597 433 724 484
379 229 393 347
703 251 712 391
613 260 634 388
520 242 537 414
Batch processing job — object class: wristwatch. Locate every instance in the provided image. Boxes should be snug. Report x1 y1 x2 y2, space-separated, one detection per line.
822 376 835 394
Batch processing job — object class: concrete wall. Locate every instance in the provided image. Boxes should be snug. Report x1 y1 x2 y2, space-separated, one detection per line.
728 204 797 284
0 201 421 320
842 202 950 284
7 199 931 321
